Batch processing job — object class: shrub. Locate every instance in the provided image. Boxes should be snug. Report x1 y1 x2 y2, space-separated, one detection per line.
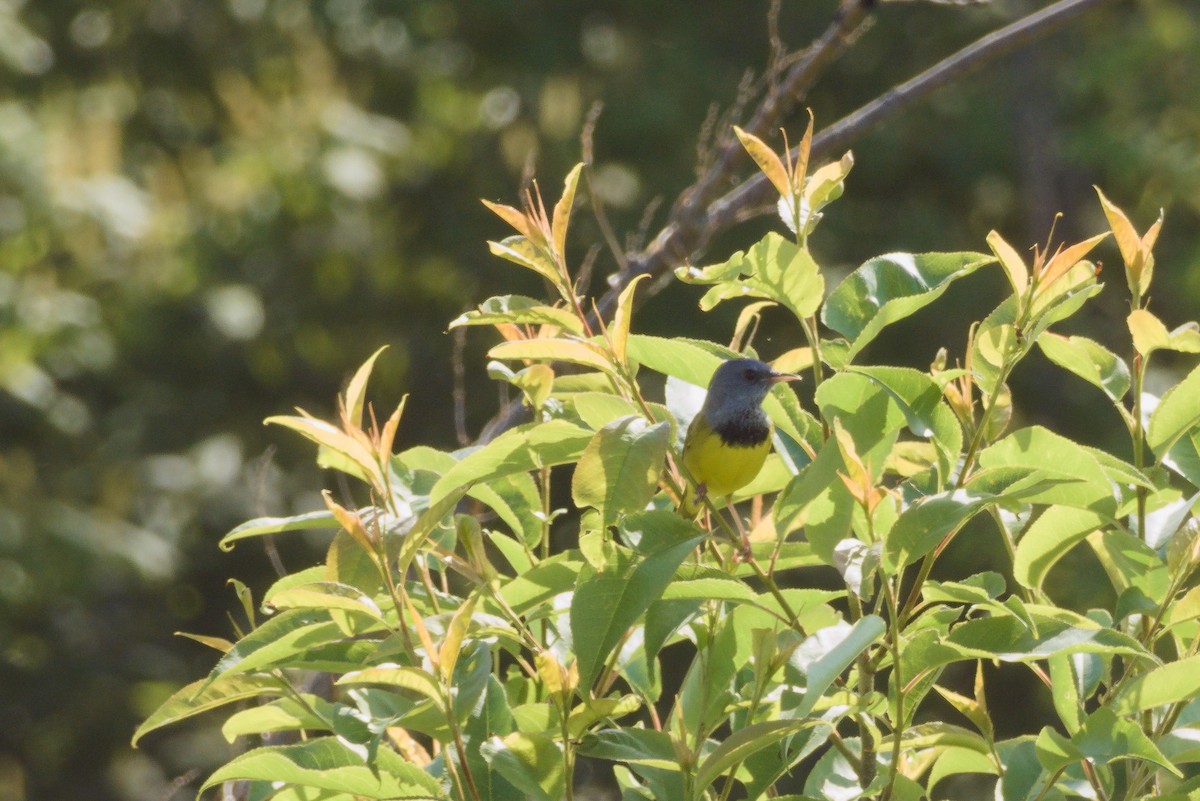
135 122 1200 801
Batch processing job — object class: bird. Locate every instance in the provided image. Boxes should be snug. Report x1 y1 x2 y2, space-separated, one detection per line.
679 358 800 517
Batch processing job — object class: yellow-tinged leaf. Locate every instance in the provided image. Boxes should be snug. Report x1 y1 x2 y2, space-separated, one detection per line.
482 198 533 240
1038 231 1108 290
793 109 814 189
489 338 617 377
986 230 1029 298
552 163 584 259
438 595 478 683
1141 209 1165 253
771 346 814 375
536 651 576 696
1095 187 1140 271
266 413 384 490
378 396 407 459
733 126 790 198
512 364 555 412
489 236 565 289
1128 309 1170 356
803 150 854 212
344 346 388 430
176 632 234 653
404 593 439 670
610 273 650 364
387 727 433 766
322 491 377 553
731 300 776 353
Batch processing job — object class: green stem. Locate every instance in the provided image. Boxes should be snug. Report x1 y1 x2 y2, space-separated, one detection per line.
878 577 905 801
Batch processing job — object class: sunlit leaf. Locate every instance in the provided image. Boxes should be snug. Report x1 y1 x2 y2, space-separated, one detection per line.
449 295 584 334
1013 506 1108 592
481 732 565 801
428 420 593 507
489 337 617 377
200 737 445 799
132 675 287 746
571 522 703 690
610 273 650 365
677 232 824 325
220 510 339 552
552 163 583 258
488 235 565 290
221 695 334 742
343 346 388 431
571 416 671 528
733 125 790 198
1036 332 1130 402
822 251 994 360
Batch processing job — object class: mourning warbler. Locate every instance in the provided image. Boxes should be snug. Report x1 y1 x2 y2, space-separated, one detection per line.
680 358 799 516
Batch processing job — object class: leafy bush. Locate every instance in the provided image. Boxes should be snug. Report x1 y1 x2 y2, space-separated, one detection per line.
135 122 1200 800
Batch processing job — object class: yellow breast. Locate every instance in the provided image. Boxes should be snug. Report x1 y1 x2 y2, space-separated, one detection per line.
682 413 773 500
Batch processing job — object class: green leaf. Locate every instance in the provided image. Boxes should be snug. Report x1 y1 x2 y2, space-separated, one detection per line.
885 468 1058 571
488 338 617 377
496 551 585 615
462 677 522 801
578 728 680 769
221 695 334 742
1013 506 1108 592
1038 708 1181 777
480 732 565 801
1113 655 1200 714
1037 332 1131 402
571 525 703 690
428 420 593 507
978 426 1117 515
676 232 824 325
786 617 886 717
946 613 1146 663
694 719 821 797
928 746 999 794
995 737 1051 801
220 510 339 551
1086 529 1170 605
821 251 994 360
131 674 286 746
336 666 443 705
1129 309 1200 356
200 737 445 799
488 235 565 291
777 372 907 562
206 609 352 681
449 294 584 333
343 345 389 431
266 582 386 623
571 416 671 528
566 695 641 739
265 414 384 490
1149 361 1200 484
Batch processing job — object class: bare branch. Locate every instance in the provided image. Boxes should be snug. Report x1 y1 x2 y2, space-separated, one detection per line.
476 0 1116 442
593 0 1115 325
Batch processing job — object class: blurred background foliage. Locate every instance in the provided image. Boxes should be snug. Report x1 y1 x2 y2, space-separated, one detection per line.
0 0 1197 798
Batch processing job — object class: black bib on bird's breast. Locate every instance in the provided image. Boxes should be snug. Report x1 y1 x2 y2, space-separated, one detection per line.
713 410 772 448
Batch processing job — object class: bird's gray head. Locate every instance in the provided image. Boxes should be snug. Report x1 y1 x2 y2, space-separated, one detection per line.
703 358 798 426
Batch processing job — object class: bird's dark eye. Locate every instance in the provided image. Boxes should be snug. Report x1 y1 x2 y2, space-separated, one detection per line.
744 368 758 381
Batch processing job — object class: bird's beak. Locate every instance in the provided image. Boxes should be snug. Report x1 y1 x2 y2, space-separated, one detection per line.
767 371 801 384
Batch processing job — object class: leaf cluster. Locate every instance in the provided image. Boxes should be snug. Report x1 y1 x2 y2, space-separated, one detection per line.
137 130 1200 801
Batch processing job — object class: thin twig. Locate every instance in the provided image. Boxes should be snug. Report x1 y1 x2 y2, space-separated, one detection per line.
581 101 628 271
474 0 1115 443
